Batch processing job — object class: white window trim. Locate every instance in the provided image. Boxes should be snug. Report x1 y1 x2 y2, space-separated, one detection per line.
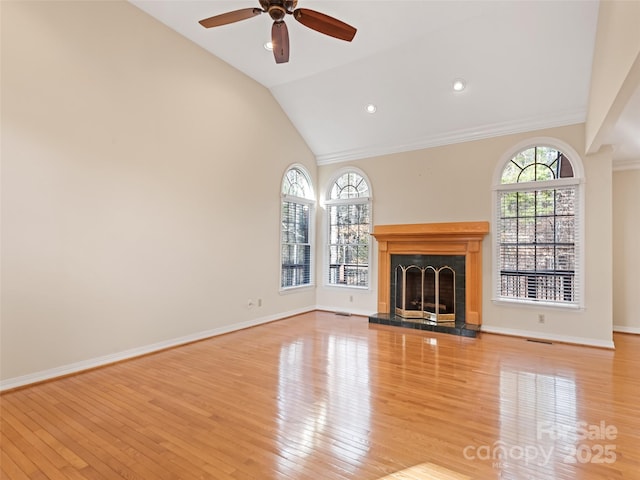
491 137 586 310
280 164 316 293
322 167 373 290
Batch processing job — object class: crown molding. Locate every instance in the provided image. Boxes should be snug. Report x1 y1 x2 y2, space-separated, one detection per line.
613 158 640 171
316 110 586 165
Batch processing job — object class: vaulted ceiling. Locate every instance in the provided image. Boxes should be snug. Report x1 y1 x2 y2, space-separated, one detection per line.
131 1 638 166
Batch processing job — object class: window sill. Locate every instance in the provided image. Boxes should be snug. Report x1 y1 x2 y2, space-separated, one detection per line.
280 284 315 295
323 283 370 291
492 297 584 311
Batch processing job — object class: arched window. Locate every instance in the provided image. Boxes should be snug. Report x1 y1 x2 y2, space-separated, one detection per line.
493 140 584 307
281 166 314 289
325 169 372 288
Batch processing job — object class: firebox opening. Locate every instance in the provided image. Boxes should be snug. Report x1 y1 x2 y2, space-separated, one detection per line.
395 265 456 323
390 254 466 326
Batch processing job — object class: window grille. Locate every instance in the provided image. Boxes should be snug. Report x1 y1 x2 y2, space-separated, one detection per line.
326 170 371 288
281 166 314 289
495 145 582 306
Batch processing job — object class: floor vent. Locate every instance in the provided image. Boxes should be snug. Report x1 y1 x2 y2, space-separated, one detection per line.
527 338 553 345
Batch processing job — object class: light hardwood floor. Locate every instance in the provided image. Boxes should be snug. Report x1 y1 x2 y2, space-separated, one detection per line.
1 311 639 479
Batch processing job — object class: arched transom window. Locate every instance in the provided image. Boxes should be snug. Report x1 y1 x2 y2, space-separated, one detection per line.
495 143 583 307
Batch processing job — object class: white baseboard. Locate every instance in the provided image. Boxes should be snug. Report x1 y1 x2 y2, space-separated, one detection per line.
6 309 625 391
613 325 640 334
481 325 616 349
0 307 315 392
315 305 374 318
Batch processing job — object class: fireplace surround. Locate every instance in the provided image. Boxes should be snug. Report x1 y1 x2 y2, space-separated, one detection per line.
369 222 489 336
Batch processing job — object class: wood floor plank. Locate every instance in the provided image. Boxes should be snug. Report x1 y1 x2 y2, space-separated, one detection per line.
2 311 639 479
8 391 121 480
0 446 30 480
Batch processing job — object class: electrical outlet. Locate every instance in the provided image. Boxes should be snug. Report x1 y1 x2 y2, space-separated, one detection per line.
258 298 262 307
349 295 354 302
538 314 545 324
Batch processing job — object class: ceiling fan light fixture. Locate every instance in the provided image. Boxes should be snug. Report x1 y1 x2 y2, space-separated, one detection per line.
453 78 467 92
366 104 377 114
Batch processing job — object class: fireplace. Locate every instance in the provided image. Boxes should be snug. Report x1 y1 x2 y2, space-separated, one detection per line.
394 255 464 323
369 222 489 337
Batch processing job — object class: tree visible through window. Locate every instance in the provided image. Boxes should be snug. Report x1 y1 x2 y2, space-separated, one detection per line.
496 145 581 305
326 170 371 288
281 166 314 289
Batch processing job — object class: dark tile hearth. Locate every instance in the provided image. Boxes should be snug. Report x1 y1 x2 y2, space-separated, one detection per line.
368 312 480 338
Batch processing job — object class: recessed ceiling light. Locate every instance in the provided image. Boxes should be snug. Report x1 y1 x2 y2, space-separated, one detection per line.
365 104 377 114
263 41 273 51
453 79 467 92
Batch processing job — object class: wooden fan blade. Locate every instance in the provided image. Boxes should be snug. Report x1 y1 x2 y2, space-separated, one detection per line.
199 8 262 28
272 21 290 64
293 8 356 42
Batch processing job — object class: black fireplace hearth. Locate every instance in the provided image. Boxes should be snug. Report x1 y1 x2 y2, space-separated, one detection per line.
368 312 480 337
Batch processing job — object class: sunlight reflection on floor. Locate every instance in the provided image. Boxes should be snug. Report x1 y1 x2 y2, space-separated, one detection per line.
377 462 471 479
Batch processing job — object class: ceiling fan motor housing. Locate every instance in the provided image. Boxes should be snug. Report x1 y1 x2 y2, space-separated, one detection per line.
260 0 297 21
284 0 298 12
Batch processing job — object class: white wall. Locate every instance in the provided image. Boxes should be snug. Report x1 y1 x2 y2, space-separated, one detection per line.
3 1 631 390
585 0 640 154
613 168 640 333
1 1 317 387
585 1 640 336
317 124 615 348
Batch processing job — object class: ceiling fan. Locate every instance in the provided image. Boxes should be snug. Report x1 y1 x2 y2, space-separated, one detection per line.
198 0 357 64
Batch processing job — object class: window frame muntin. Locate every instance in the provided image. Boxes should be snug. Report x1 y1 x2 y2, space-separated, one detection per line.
323 168 373 291
280 164 316 292
492 138 585 310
